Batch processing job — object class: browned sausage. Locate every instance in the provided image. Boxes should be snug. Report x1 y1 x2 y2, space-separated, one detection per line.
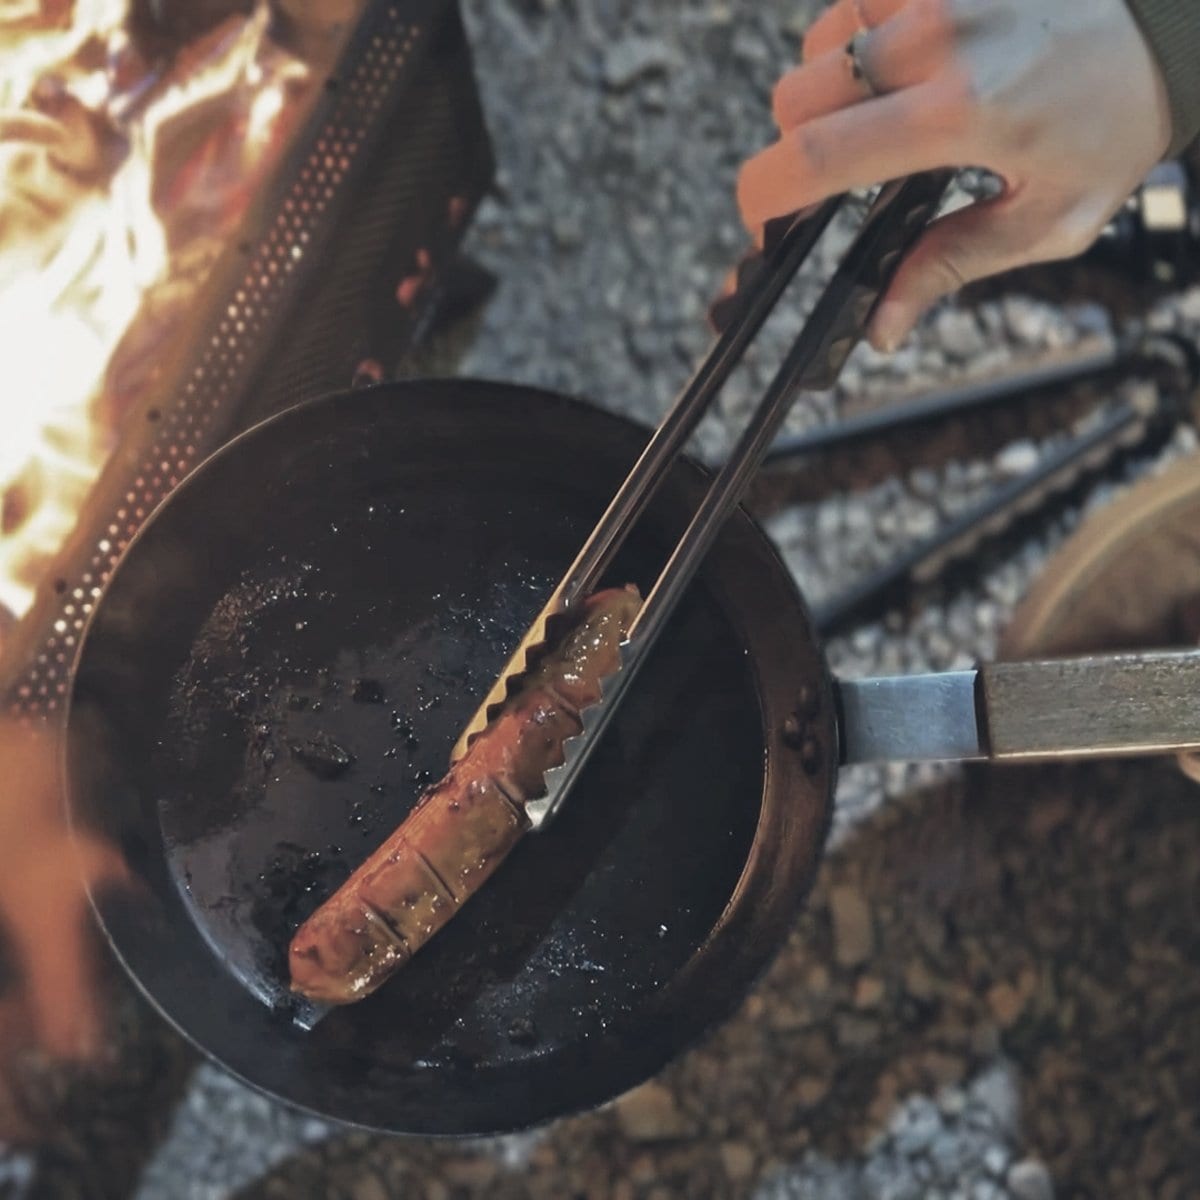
288 585 641 1004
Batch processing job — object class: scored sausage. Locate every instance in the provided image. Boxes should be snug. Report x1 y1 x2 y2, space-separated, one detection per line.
288 585 641 1004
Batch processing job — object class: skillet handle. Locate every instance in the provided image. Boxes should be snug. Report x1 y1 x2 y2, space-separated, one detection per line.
835 649 1200 765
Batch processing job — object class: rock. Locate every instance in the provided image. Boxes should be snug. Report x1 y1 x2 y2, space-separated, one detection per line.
603 37 677 90
792 1075 830 1109
629 1154 658 1184
829 883 874 968
835 1014 879 1049
1003 297 1051 346
934 308 987 360
983 1144 1010 1176
805 963 832 995
924 1052 965 1087
615 1082 691 1141
731 27 769 63
996 439 1039 477
972 1182 1004 1200
854 975 885 1009
1007 1159 1055 1200
969 1063 1020 1138
351 1176 389 1200
443 1158 499 1187
891 1096 942 1155
904 960 937 1001
986 981 1025 1029
1177 286 1200 323
719 1141 757 1181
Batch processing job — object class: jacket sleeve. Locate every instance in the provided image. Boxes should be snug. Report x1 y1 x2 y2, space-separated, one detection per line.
1125 0 1200 155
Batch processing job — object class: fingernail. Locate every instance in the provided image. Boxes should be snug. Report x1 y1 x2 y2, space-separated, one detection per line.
868 301 911 353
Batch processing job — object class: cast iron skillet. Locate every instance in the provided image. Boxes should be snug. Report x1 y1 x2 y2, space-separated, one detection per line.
65 379 837 1135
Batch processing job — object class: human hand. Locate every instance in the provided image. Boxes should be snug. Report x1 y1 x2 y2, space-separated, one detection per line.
0 720 127 1142
738 0 1173 350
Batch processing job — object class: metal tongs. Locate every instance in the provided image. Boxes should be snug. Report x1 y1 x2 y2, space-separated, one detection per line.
450 171 955 825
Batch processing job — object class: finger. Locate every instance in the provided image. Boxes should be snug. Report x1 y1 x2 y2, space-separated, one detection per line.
774 15 944 130
3 836 127 1062
739 81 966 233
868 199 1033 350
10 891 101 1060
802 0 906 60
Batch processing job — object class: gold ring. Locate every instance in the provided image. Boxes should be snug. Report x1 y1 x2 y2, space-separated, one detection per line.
845 32 879 98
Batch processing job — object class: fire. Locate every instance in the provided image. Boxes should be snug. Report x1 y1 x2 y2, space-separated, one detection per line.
0 0 317 652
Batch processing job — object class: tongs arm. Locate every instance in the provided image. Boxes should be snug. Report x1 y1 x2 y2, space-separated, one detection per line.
837 649 1200 764
453 170 953 820
449 197 845 762
629 171 952 650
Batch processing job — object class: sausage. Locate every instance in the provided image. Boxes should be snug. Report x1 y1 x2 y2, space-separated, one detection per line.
288 585 641 1004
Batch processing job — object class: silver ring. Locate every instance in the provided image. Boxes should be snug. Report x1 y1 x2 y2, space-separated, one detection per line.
845 32 880 98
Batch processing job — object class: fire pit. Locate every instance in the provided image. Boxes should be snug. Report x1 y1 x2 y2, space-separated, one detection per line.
0 0 494 719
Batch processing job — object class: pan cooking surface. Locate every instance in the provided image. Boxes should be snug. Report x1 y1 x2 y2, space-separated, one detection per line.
67 382 833 1132
156 479 759 1061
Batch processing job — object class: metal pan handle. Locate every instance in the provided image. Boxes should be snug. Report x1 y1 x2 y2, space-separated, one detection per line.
836 649 1200 765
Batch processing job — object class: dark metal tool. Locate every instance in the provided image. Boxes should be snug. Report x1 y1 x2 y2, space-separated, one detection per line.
787 334 1199 636
451 171 955 824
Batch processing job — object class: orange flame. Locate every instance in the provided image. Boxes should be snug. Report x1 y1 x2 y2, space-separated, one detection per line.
0 0 316 652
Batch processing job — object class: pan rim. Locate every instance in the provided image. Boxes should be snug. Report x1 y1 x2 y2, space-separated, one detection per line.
63 377 837 1134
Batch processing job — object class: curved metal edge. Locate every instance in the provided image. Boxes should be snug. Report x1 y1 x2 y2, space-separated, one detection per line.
61 377 838 1137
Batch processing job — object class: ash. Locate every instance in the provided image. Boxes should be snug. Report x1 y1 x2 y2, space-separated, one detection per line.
14 1 1200 1197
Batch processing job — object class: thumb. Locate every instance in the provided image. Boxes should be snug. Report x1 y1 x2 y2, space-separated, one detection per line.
868 199 1030 351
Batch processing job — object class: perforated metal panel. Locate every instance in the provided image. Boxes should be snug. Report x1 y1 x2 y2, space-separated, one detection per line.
3 0 492 717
